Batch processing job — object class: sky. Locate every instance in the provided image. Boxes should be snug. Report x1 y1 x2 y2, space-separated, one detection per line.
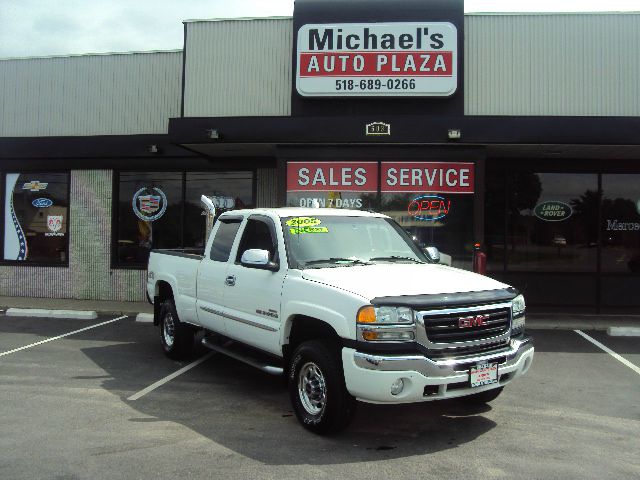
1 0 639 58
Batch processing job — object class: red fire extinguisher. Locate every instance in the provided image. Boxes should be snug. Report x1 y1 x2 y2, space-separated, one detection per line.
473 243 487 275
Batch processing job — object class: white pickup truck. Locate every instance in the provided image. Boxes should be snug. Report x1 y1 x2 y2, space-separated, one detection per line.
147 207 533 433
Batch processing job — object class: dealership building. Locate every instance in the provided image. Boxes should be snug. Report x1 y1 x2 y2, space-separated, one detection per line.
1 0 639 313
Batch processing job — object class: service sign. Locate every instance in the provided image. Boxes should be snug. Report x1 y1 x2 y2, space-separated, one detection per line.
381 162 474 193
296 22 457 97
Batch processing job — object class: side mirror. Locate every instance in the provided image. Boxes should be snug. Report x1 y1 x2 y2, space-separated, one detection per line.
240 249 279 271
424 246 441 264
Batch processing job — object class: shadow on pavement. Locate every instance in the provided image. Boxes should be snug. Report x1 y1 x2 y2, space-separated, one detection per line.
80 339 497 466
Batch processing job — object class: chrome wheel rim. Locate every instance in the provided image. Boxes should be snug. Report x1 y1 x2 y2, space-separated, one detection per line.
298 362 327 416
163 312 176 348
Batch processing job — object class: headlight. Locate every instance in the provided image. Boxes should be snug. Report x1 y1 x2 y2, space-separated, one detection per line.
512 294 526 334
357 306 414 324
357 305 415 342
512 294 526 317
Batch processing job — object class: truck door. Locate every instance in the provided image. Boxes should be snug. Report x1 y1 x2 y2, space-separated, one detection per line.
222 215 285 355
196 216 243 334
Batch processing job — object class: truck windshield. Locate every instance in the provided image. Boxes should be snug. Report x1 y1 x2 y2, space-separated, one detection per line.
281 215 429 269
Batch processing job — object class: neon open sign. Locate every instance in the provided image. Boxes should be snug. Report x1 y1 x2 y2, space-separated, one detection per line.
407 195 451 221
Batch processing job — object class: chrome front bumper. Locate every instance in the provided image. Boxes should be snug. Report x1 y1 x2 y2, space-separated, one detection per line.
342 335 534 404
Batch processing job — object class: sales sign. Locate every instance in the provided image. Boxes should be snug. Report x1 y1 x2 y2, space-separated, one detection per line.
296 22 457 97
287 162 378 192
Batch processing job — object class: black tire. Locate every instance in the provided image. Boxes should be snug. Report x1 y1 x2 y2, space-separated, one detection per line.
159 299 194 360
288 340 356 434
459 386 504 405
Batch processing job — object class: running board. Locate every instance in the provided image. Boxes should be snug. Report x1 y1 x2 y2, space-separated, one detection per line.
201 337 284 376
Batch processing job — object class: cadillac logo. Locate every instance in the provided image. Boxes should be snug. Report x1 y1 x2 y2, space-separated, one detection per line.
459 314 489 329
132 187 168 222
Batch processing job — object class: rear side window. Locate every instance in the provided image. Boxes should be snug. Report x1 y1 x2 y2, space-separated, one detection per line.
210 220 242 262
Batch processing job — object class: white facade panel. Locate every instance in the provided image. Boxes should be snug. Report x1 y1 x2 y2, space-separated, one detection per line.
465 14 640 116
184 18 293 117
0 51 182 137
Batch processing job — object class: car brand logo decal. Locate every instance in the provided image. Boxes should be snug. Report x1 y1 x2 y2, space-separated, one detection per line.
132 187 168 222
458 314 489 329
22 180 49 192
32 198 53 208
45 215 65 237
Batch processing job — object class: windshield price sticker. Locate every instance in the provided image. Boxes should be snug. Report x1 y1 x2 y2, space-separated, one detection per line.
470 363 498 388
296 22 457 97
286 217 329 235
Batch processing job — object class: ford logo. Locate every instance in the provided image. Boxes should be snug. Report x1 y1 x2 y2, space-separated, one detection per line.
32 198 53 208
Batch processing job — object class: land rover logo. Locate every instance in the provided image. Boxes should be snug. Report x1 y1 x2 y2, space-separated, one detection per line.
459 315 489 329
534 201 572 222
366 122 391 136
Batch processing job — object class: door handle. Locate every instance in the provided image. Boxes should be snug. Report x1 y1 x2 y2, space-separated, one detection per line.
225 275 236 286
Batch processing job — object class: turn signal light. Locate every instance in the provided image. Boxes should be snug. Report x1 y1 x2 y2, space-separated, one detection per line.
357 306 376 324
362 331 378 341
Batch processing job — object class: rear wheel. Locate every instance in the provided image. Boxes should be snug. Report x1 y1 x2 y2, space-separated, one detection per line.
159 299 194 360
288 340 356 434
459 386 504 405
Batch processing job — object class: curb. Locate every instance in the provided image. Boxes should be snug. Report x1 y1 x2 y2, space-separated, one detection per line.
136 313 154 323
607 327 640 337
6 308 98 320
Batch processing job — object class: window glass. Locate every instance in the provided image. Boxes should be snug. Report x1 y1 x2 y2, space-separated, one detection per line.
506 173 598 272
210 220 242 262
601 174 640 273
484 169 506 271
3 172 69 264
116 172 182 265
282 216 426 269
286 161 378 210
236 217 276 262
379 161 475 270
184 172 254 249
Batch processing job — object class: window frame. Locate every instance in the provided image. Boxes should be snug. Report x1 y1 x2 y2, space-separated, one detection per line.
111 169 257 269
0 171 71 268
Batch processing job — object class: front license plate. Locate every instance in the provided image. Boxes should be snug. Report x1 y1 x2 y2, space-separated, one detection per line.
470 362 498 388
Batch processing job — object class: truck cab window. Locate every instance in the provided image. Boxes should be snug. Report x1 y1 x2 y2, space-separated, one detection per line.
210 220 242 262
236 217 277 262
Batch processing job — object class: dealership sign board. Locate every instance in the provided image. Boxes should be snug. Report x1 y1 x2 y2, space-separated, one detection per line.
287 162 473 193
296 22 457 97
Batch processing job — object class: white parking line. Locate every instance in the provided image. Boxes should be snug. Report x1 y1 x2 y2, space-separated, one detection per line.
575 330 640 376
127 352 215 401
0 315 128 358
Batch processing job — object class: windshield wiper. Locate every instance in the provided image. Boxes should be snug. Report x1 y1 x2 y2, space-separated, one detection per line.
303 257 372 268
369 256 424 264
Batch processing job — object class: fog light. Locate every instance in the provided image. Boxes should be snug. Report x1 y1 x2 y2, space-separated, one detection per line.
390 378 405 395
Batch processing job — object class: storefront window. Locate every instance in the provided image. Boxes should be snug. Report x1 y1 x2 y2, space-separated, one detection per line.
3 172 69 264
379 162 475 269
505 173 598 272
601 174 640 273
184 172 254 249
115 171 254 267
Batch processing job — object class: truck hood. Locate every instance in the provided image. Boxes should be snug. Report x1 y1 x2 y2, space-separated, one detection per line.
301 264 510 301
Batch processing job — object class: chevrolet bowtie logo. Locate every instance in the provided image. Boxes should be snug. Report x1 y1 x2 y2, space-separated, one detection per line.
22 181 49 192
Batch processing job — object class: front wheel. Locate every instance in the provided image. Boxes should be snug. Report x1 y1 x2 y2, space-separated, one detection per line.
288 341 356 434
159 299 194 360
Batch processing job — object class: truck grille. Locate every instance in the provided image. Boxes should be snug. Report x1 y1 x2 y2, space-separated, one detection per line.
416 303 512 353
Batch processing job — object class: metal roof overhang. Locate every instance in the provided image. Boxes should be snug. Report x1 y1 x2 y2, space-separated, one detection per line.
168 115 640 159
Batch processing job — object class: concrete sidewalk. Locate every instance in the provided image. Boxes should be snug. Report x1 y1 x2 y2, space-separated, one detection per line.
0 295 638 331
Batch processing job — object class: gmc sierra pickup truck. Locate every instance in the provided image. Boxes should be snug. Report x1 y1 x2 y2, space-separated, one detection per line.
147 207 533 434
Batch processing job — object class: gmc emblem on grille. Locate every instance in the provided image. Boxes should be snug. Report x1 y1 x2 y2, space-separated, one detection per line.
458 314 489 328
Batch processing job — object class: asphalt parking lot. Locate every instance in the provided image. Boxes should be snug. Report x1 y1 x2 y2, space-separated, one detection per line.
0 313 638 480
